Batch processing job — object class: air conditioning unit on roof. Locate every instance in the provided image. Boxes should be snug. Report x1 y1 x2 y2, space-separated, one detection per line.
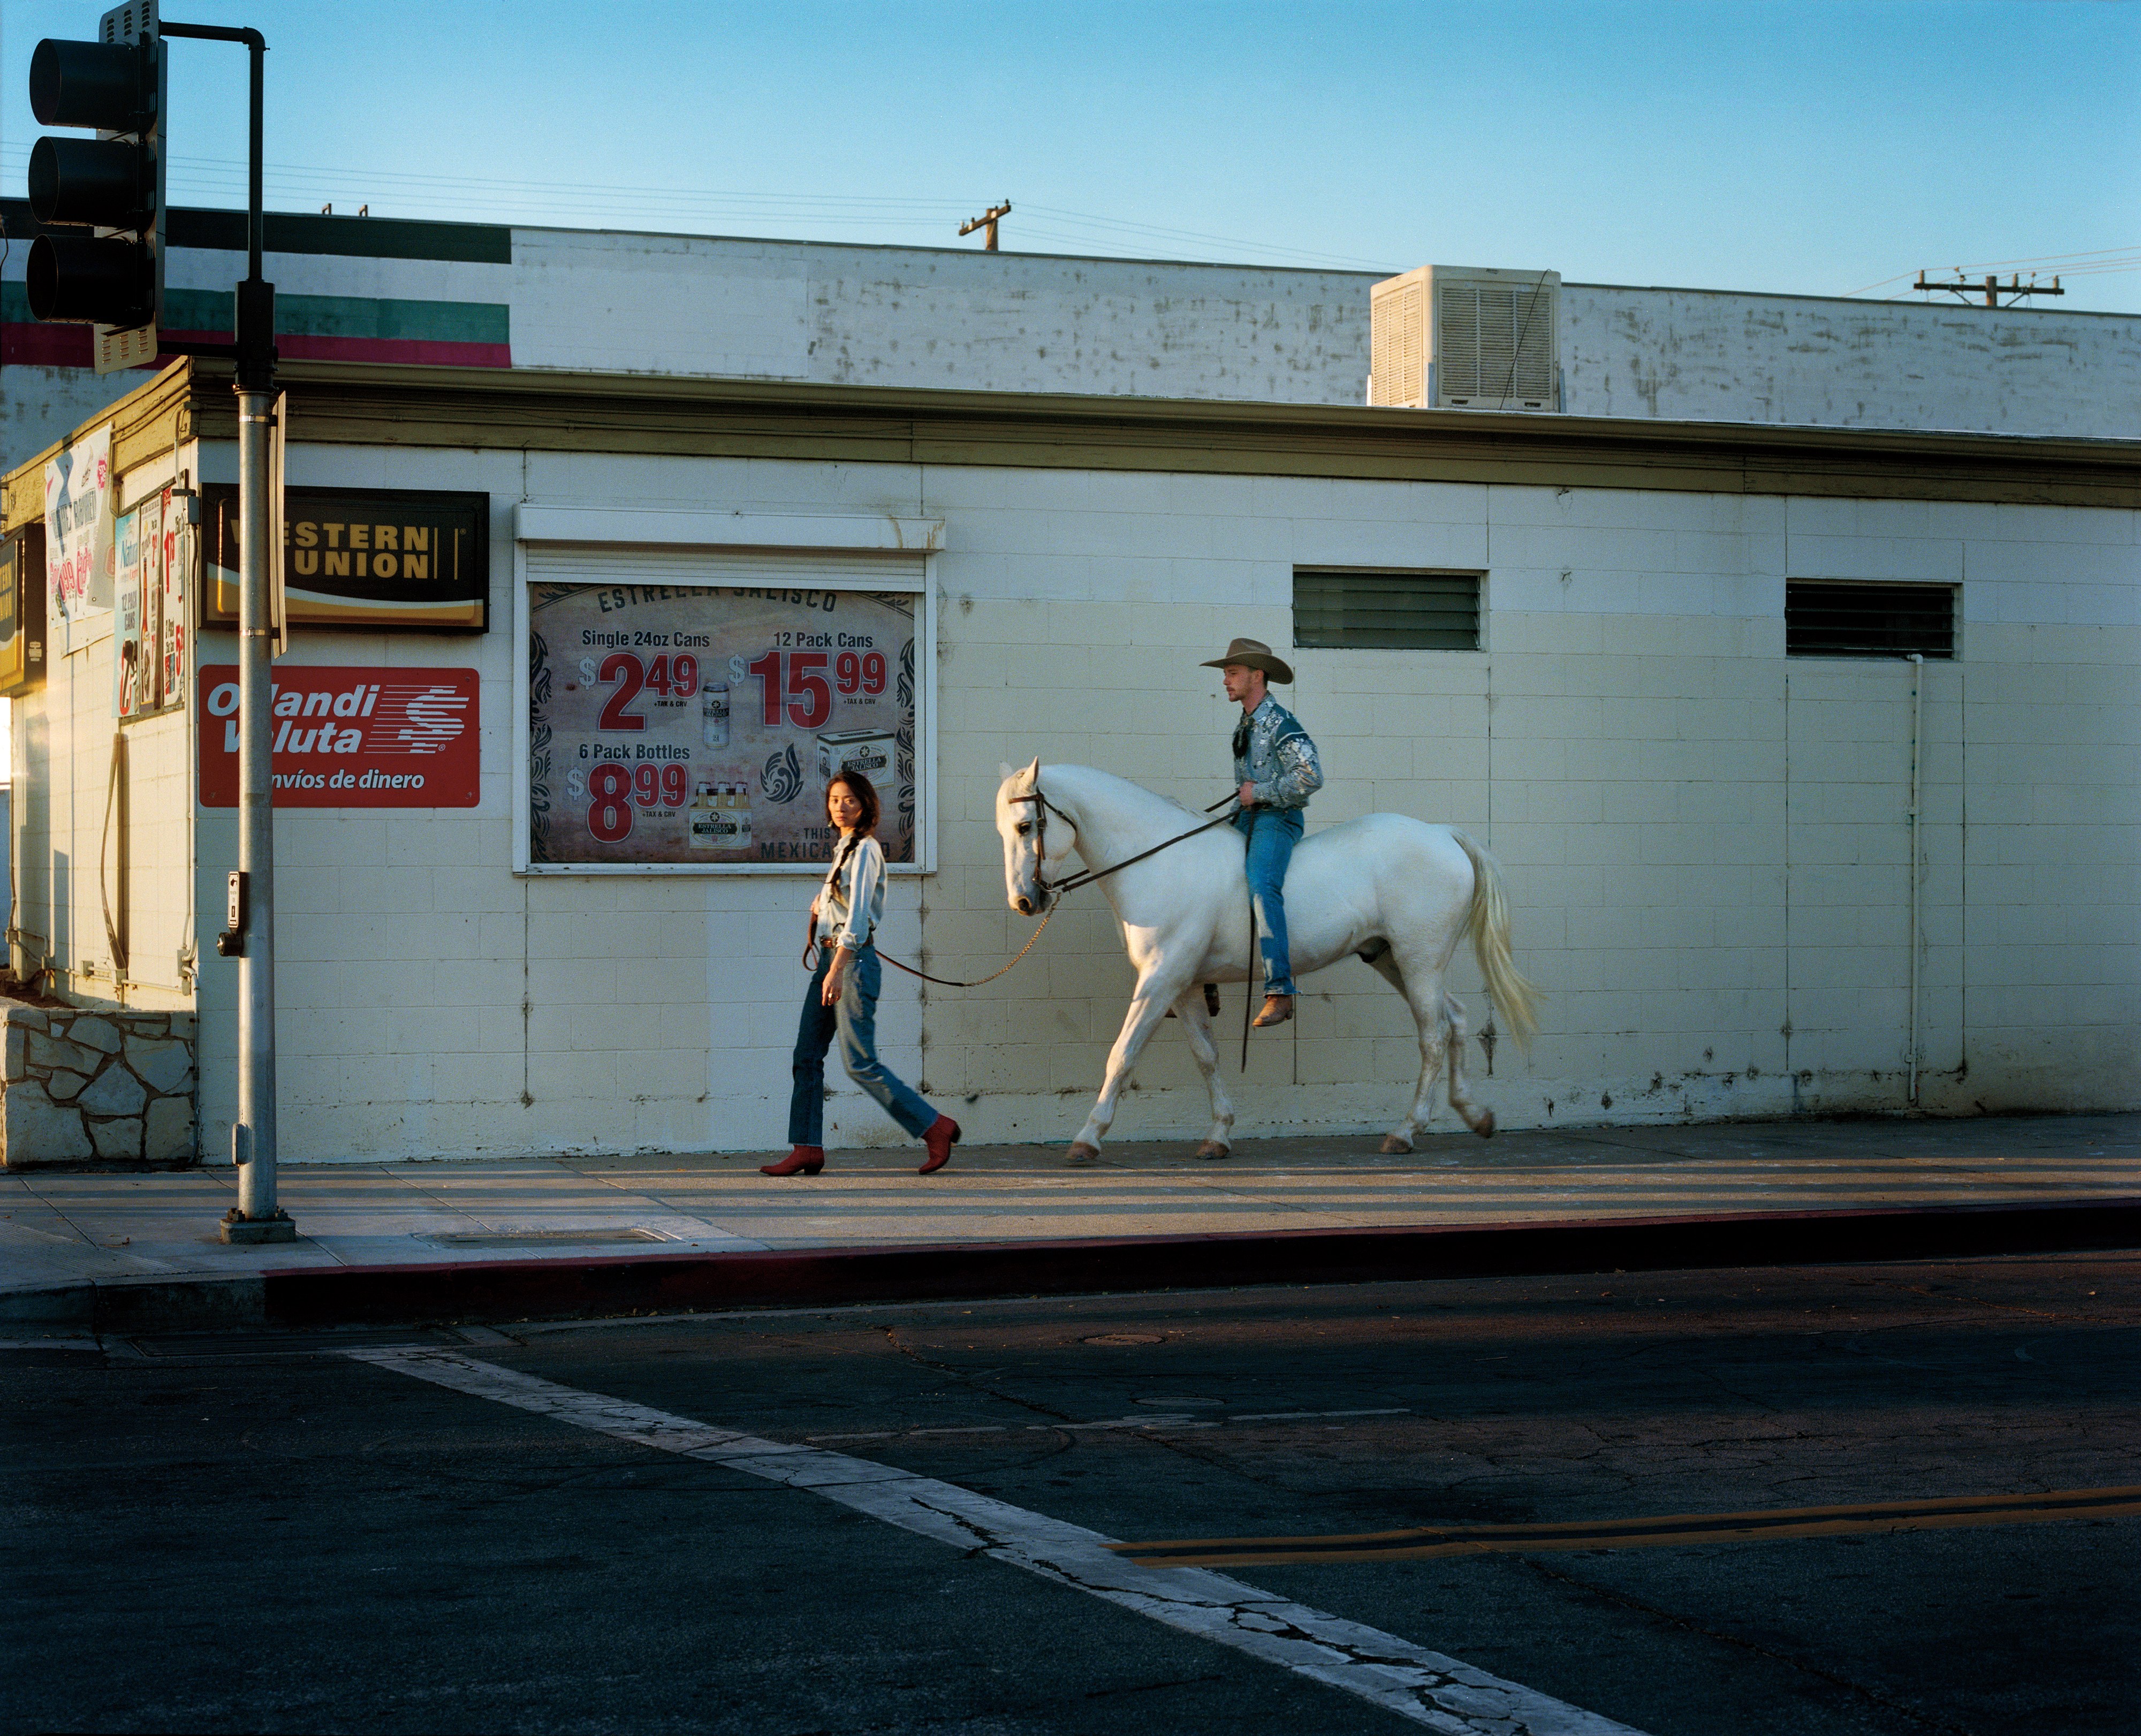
1370 266 1561 411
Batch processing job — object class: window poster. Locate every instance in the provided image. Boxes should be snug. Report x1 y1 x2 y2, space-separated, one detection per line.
113 488 187 722
43 424 113 633
528 581 917 869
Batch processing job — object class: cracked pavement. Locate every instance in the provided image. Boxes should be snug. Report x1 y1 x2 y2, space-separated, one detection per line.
4 1251 2136 1733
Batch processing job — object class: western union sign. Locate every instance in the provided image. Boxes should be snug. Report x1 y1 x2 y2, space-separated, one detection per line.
202 487 489 631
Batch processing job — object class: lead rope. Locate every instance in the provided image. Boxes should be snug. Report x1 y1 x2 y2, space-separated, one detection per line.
870 789 1240 991
1241 893 1257 1071
875 905 1059 989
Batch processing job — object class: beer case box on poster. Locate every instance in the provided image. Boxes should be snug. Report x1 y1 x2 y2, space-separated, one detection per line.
527 581 917 869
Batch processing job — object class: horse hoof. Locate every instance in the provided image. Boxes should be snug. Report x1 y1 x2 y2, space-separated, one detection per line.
1066 1143 1100 1166
1379 1134 1413 1155
1474 1111 1497 1140
1195 1141 1231 1161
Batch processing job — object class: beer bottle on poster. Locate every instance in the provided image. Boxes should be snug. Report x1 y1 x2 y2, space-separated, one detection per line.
689 780 719 851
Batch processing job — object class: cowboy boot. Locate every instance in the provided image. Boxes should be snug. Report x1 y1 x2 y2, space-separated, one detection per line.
1252 994 1294 1028
918 1115 961 1175
761 1146 825 1177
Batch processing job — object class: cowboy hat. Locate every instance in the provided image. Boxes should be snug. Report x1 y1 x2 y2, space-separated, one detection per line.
1199 636 1294 684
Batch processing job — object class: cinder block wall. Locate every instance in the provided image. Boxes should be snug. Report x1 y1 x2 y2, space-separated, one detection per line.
19 438 2134 1163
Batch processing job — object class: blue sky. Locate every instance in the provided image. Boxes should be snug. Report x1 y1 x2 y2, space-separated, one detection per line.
4 0 2137 307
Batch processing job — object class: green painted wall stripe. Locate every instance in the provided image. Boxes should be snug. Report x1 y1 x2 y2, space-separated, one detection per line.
6 282 508 346
158 289 510 345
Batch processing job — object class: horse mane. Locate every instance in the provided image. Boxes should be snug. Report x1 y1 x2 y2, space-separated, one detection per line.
1032 763 1204 825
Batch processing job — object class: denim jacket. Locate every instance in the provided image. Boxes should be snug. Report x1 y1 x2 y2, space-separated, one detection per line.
1232 695 1323 810
814 835 886 950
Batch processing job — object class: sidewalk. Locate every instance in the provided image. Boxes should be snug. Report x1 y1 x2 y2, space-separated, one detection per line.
4 1112 2136 1333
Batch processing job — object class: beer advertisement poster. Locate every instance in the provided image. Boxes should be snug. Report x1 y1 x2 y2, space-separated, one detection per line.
527 582 917 868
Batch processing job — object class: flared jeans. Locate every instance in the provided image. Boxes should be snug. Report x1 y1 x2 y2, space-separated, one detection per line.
788 942 938 1147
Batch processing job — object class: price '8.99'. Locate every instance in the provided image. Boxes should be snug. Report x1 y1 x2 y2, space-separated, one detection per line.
586 762 692 843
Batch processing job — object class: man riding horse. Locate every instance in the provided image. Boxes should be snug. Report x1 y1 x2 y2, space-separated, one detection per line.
1204 636 1323 1029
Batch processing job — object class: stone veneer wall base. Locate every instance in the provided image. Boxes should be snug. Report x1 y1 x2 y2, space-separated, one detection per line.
1 998 198 1167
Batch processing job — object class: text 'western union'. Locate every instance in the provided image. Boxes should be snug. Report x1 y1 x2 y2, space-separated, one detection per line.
291 522 438 580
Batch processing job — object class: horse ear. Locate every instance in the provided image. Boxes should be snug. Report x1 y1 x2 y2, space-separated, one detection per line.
998 762 1017 783
1023 756 1041 789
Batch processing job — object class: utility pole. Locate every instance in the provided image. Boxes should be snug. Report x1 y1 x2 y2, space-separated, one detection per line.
959 200 1011 252
1914 270 2064 309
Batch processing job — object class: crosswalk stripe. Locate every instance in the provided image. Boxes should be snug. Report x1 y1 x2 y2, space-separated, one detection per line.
348 1347 1646 1736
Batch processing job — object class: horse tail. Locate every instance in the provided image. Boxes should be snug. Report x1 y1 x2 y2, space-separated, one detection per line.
1450 830 1542 1051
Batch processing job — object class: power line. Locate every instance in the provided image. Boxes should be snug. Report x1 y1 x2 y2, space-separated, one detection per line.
1845 244 2141 298
1 145 1401 270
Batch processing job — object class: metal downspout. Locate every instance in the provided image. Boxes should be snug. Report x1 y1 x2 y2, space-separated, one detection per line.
1907 653 1923 1108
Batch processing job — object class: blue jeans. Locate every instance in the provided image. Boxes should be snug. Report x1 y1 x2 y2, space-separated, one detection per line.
1232 805 1304 996
789 943 938 1148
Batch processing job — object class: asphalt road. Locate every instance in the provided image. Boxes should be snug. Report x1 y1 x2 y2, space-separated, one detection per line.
5 1252 2137 1735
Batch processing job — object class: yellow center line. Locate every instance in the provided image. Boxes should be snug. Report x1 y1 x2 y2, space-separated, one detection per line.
1111 1485 2141 1567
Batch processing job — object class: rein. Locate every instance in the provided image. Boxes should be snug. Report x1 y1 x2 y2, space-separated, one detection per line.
870 773 1238 990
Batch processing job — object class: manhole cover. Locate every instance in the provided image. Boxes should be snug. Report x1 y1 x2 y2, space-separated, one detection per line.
423 1227 670 1247
1082 1332 1164 1346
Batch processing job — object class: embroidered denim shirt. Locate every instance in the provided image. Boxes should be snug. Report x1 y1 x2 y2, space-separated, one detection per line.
814 835 886 950
1232 695 1323 810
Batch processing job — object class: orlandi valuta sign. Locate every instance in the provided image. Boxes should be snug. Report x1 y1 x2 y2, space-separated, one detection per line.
198 665 481 807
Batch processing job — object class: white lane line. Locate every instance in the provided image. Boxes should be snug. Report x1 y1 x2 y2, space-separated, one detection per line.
348 1347 1644 1736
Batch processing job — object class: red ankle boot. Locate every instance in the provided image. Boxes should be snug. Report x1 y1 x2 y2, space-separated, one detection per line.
761 1146 825 1177
917 1116 961 1175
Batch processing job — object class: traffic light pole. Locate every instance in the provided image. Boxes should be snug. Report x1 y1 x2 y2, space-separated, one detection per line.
155 22 289 1242
31 14 283 1235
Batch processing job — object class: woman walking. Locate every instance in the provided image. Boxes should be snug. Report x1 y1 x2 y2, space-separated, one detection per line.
763 770 961 1178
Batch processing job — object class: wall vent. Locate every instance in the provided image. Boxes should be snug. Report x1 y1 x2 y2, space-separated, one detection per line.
1294 568 1482 650
1370 266 1560 411
1786 581 1956 658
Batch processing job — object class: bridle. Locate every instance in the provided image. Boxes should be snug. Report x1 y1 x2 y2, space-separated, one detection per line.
1006 783 1079 907
1013 766 1238 909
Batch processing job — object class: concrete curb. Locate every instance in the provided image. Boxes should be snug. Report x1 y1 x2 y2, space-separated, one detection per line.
2 1274 263 1332
10 1198 2131 1336
260 1196 2139 1330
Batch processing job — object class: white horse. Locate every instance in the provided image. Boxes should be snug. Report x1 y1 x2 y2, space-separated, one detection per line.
993 760 1540 1165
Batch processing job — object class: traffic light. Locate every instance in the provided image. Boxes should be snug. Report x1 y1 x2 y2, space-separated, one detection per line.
25 17 166 359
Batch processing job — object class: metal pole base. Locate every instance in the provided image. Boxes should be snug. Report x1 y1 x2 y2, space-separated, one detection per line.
219 1208 297 1245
